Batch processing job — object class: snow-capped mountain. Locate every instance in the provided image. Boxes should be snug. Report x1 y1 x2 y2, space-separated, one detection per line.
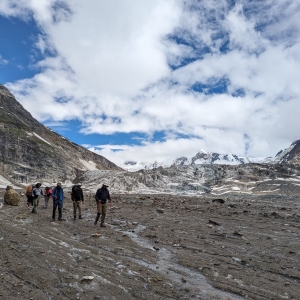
120 150 273 172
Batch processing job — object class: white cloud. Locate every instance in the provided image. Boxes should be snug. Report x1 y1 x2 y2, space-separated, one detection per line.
1 0 300 164
0 54 8 65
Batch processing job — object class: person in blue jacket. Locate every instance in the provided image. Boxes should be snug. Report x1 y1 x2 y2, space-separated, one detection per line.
51 182 64 221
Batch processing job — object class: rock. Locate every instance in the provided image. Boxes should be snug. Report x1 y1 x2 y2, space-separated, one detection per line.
16 214 27 219
132 222 138 225
91 233 101 237
80 276 94 282
212 198 225 204
233 231 243 236
208 219 221 226
4 186 20 206
156 209 164 214
153 246 160 251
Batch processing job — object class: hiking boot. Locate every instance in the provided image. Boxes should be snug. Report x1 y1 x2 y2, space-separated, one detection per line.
58 218 62 221
100 223 106 227
51 218 55 222
74 216 76 220
94 219 97 225
79 215 83 219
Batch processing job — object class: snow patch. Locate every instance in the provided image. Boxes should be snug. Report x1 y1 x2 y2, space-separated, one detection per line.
33 132 51 145
79 159 98 171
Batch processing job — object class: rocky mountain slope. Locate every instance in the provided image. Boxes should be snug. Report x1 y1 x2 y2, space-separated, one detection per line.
81 159 300 198
274 139 300 164
0 84 122 187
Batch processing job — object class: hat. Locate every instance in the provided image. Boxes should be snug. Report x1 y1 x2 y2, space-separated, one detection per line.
77 183 82 186
57 182 62 187
102 183 109 187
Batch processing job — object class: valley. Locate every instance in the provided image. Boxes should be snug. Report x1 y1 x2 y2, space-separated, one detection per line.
0 190 299 300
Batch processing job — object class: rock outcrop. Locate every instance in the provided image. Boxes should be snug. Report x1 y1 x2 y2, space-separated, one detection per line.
4 185 20 205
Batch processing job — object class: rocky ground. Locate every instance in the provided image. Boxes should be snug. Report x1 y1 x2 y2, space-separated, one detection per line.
0 189 300 300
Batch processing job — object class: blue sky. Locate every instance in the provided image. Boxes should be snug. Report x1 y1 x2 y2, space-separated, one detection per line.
1 0 300 167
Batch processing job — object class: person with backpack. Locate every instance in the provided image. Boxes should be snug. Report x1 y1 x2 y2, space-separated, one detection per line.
31 183 44 214
43 186 52 209
71 183 84 219
94 183 111 227
25 184 34 208
51 183 64 221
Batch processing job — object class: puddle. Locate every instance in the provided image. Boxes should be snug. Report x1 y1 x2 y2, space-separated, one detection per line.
122 224 244 300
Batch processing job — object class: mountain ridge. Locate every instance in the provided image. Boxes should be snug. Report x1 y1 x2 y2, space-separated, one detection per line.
0 83 122 187
120 149 275 172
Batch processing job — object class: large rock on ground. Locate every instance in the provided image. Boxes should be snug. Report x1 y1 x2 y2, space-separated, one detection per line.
4 186 20 206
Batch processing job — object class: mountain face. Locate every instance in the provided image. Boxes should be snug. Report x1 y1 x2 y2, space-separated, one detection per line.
273 139 300 164
121 150 273 172
0 84 122 186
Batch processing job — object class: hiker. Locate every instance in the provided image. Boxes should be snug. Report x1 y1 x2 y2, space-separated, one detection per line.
25 184 34 208
43 186 52 209
94 183 111 227
31 183 44 213
51 183 64 221
71 183 84 219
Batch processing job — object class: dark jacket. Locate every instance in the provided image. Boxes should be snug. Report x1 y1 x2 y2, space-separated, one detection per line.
95 188 111 204
72 185 84 201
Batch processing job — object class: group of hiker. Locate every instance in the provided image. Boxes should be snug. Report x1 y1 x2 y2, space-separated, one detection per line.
24 182 111 227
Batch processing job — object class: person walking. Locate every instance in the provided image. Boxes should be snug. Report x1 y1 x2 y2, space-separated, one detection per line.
94 183 111 227
51 183 64 221
71 183 84 219
25 184 34 209
31 183 44 213
43 186 52 209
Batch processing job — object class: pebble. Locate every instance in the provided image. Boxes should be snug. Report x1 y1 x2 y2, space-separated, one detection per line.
81 276 94 281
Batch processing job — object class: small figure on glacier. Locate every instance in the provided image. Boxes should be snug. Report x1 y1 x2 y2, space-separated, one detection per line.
94 183 111 227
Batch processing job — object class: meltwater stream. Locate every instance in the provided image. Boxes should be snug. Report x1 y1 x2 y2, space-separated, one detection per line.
122 224 245 300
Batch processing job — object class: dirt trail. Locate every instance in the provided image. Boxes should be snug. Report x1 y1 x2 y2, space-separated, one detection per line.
0 191 299 299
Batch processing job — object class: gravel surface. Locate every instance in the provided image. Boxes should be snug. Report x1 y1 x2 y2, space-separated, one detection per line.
0 190 299 300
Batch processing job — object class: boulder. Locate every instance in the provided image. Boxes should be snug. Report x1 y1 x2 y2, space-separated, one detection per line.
4 186 20 206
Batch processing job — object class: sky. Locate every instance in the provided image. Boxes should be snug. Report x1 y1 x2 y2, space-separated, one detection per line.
0 0 300 167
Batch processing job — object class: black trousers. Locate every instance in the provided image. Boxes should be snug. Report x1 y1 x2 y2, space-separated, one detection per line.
52 201 62 220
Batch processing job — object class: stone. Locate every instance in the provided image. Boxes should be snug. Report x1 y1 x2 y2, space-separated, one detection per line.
91 233 101 237
208 219 221 226
4 186 20 206
212 198 225 204
80 276 94 282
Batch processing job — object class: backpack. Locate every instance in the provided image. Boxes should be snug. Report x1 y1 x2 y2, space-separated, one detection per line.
32 188 38 199
45 187 51 197
72 185 81 200
26 185 33 196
